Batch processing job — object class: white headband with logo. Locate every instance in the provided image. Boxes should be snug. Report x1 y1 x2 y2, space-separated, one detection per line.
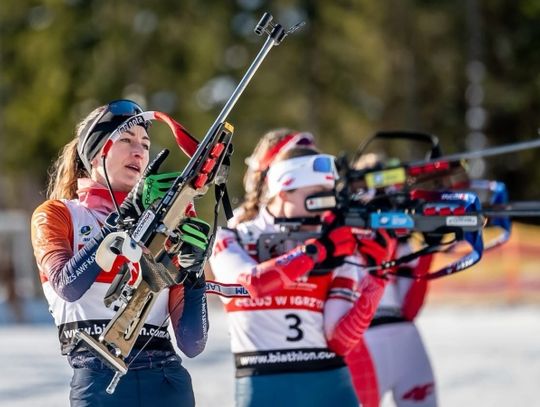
266 154 338 197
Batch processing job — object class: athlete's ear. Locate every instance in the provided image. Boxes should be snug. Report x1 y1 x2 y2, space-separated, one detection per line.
277 190 289 202
90 155 100 169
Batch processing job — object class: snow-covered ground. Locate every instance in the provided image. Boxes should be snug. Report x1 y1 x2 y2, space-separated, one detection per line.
0 300 539 406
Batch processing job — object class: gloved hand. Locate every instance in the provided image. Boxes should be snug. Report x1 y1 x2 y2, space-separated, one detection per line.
142 171 181 208
119 149 179 220
175 217 211 289
358 229 397 279
305 211 357 267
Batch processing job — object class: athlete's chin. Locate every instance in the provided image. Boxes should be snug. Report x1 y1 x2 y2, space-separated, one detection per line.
113 175 139 192
124 171 141 183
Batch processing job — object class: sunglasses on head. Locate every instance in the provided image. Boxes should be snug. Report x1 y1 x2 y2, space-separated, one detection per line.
107 99 144 115
79 99 147 148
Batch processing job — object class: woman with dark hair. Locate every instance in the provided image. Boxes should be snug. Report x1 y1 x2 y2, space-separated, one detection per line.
31 100 210 406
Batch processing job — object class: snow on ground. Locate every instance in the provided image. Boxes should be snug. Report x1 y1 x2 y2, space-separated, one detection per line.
0 301 539 406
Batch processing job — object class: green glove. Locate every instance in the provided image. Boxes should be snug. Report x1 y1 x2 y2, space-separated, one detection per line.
142 171 181 209
177 217 211 288
178 217 210 251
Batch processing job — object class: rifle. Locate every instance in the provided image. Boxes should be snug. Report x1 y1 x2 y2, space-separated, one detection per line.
75 12 303 393
259 139 535 286
349 131 540 248
267 133 540 281
348 132 540 192
278 187 486 280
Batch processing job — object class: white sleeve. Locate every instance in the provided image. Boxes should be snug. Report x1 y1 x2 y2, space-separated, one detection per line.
209 227 257 284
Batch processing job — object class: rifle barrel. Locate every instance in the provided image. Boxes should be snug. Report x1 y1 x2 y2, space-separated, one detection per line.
181 26 285 180
416 138 540 165
482 210 540 217
482 202 540 217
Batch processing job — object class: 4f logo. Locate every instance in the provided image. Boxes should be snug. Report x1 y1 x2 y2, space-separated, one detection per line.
402 383 435 402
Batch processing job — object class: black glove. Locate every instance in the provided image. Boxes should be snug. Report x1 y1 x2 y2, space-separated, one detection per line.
118 149 170 221
175 217 211 289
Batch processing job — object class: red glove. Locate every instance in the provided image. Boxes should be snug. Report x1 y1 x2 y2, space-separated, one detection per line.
239 245 317 298
357 229 397 278
306 226 357 264
305 211 357 265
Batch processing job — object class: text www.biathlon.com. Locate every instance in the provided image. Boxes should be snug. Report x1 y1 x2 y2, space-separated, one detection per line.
63 325 170 339
239 350 336 366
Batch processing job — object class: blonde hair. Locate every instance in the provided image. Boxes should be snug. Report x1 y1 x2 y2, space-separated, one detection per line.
236 129 295 223
46 106 106 200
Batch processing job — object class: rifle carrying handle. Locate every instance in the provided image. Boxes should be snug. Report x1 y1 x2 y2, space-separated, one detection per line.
354 131 442 162
255 13 273 35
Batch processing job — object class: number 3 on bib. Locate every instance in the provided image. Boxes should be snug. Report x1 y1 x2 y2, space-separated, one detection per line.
285 313 304 341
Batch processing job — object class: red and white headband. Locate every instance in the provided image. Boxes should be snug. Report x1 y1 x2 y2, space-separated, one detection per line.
245 131 316 172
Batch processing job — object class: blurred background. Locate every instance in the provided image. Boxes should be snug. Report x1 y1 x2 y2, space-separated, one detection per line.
1 1 539 405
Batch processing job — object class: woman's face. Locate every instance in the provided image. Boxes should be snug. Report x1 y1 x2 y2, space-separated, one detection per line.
281 185 332 218
91 125 150 192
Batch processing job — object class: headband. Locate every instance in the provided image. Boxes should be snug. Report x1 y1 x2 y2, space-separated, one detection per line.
266 154 338 197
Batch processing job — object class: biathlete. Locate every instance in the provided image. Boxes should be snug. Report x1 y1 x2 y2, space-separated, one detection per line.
210 143 393 407
346 153 437 407
31 100 210 407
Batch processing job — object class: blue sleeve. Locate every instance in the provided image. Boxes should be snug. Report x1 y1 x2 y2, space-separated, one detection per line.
48 227 111 302
173 285 209 358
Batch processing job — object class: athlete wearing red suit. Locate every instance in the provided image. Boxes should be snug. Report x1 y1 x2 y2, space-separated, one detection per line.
210 148 391 407
345 153 437 407
347 243 437 407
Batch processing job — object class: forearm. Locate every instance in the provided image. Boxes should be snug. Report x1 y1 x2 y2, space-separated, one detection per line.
238 246 316 298
211 228 317 298
45 228 112 302
401 255 432 320
326 275 386 355
173 285 209 357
